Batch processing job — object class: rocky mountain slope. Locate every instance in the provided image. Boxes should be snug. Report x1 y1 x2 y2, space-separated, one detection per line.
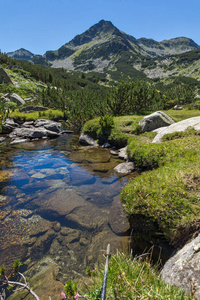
6 20 200 80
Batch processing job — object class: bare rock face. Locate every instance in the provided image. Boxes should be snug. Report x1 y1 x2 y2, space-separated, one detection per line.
0 66 13 84
139 111 175 133
161 233 200 299
153 116 200 143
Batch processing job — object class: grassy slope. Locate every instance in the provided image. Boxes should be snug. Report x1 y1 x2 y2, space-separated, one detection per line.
1 68 45 99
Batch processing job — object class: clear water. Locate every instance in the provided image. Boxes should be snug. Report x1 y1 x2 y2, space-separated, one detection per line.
0 134 130 285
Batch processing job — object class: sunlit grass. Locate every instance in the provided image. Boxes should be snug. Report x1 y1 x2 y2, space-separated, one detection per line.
9 109 64 121
83 251 194 299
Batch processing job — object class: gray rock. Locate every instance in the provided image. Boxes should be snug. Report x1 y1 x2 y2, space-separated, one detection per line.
10 127 60 139
139 111 175 132
44 122 61 133
34 119 61 132
110 150 118 156
118 146 128 160
108 195 130 234
161 233 200 299
22 121 34 127
0 137 6 143
114 162 135 174
10 93 25 105
19 105 48 113
153 116 200 143
79 133 98 147
102 142 111 148
10 138 30 144
2 118 19 134
174 105 183 110
0 66 13 84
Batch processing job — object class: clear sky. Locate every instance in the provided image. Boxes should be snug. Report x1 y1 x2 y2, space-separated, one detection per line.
1 0 199 55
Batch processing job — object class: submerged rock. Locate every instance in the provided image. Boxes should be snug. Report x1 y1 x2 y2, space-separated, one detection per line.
108 195 130 235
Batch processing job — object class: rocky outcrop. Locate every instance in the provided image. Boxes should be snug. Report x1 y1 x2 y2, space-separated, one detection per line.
10 93 25 105
139 111 175 133
161 233 200 299
10 127 60 139
79 133 98 146
0 67 13 84
2 118 61 143
2 118 19 134
153 116 200 143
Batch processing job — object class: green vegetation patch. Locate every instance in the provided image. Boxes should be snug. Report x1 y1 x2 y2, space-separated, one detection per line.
121 134 200 243
83 252 194 299
10 109 64 121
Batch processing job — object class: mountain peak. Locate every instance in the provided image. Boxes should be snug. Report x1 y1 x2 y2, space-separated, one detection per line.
68 19 120 47
7 48 34 59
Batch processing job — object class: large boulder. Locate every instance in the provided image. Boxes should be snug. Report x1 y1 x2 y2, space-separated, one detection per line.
0 67 13 84
10 93 25 105
10 127 60 139
153 116 200 143
139 111 175 133
161 233 200 299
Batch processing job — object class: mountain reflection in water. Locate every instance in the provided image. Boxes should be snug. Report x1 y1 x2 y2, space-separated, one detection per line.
0 134 130 291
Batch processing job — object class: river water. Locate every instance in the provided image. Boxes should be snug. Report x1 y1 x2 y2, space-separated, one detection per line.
0 133 131 296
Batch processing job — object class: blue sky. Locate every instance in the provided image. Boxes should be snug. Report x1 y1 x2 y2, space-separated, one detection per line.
1 0 199 55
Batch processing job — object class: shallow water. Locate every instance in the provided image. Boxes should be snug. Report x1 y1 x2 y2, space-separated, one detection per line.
0 134 131 287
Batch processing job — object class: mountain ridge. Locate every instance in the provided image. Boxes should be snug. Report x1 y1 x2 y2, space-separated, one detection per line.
5 20 200 80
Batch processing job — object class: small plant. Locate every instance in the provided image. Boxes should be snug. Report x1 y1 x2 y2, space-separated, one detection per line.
86 266 92 277
64 280 78 299
99 114 114 130
13 259 22 273
0 261 40 300
97 114 114 144
0 264 6 276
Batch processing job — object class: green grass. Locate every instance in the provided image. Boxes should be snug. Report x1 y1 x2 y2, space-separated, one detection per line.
9 109 64 121
80 252 194 299
165 109 200 122
122 134 200 244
